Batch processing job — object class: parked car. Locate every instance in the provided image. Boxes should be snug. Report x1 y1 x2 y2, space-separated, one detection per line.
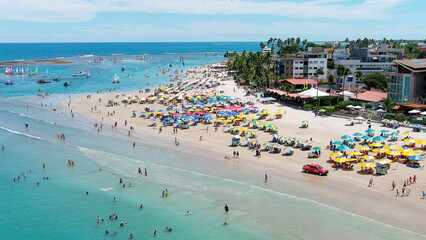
303 164 328 176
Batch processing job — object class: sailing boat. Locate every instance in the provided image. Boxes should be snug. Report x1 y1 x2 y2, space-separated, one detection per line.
112 73 120 84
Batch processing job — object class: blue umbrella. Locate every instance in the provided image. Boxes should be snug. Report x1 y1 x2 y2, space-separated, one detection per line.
194 115 203 119
341 135 351 140
191 119 199 122
409 155 424 161
183 116 191 119
332 141 343 145
365 129 375 133
380 130 390 133
164 117 173 121
205 116 214 120
361 135 371 140
373 136 386 141
175 120 184 124
150 119 157 121
337 145 351 151
353 132 363 137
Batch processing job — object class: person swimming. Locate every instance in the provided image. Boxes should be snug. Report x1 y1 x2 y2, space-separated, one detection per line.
186 211 191 216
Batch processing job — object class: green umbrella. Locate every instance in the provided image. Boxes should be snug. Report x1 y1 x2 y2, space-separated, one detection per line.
313 147 322 150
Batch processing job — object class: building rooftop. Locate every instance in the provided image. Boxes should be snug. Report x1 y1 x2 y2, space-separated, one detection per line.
350 90 387 103
281 78 318 85
394 59 426 72
399 104 426 110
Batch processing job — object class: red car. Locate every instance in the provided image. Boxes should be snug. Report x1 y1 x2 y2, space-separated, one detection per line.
303 164 328 176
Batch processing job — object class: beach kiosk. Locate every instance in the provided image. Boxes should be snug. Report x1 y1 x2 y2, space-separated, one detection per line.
232 135 241 146
375 160 390 175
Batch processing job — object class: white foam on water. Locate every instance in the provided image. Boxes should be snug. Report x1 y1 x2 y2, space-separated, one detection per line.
0 126 45 141
101 187 113 191
76 146 425 238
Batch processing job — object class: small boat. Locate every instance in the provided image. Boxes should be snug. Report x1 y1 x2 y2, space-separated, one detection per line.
38 88 43 92
4 80 14 85
52 76 61 81
112 73 120 84
72 71 87 77
63 81 72 86
36 79 51 84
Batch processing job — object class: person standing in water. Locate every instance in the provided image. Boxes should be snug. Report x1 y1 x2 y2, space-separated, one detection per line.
264 174 268 182
224 204 229 213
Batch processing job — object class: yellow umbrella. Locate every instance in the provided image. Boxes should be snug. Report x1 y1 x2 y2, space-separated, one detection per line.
403 131 413 135
360 162 376 168
384 145 399 150
386 150 401 156
250 116 258 119
204 107 210 111
218 117 226 120
358 146 371 150
349 151 363 156
268 113 274 116
195 108 202 111
234 118 242 121
232 127 240 131
372 148 386 153
277 109 283 112
247 131 256 135
239 128 248 132
404 138 415 143
224 120 232 123
415 139 426 145
238 114 247 118
370 142 383 147
346 158 358 162
168 110 175 113
329 152 343 157
363 155 375 160
228 116 235 120
334 157 348 163
401 150 417 157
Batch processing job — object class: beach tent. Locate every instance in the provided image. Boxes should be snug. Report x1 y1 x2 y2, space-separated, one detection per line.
298 88 328 98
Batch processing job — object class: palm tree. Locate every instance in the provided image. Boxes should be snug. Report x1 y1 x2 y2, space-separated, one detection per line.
380 97 396 112
260 42 266 49
345 38 349 43
355 71 364 84
282 83 292 93
315 68 325 106
327 75 335 96
296 37 301 45
337 65 351 100
302 39 308 45
277 39 284 48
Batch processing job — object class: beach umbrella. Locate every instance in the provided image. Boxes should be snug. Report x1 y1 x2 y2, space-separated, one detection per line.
247 131 256 135
302 120 309 124
402 150 417 157
386 150 400 156
271 143 280 148
347 139 357 143
403 131 413 135
319 109 326 113
337 145 351 151
191 119 199 122
283 147 294 152
360 162 376 168
272 134 279 138
416 139 426 145
232 127 240 132
409 155 424 161
373 136 386 142
243 137 252 142
389 132 398 137
379 158 392 163
380 130 390 133
349 151 363 156
404 138 415 144
372 148 386 153
370 142 383 147
341 135 351 140
348 118 354 122
384 144 398 150
398 147 409 152
334 157 348 163
251 140 261 145
205 116 214 121
304 139 313 144
329 151 343 157
332 141 343 145
365 129 375 133
150 119 157 122
363 155 375 160
252 120 261 125
239 128 248 132
312 147 322 150
361 135 371 140
218 117 226 120
175 120 184 124
358 146 371 150
353 133 363 137
262 142 270 147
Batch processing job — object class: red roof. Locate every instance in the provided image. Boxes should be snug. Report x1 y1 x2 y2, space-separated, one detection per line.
350 91 387 102
281 78 317 85
399 104 426 110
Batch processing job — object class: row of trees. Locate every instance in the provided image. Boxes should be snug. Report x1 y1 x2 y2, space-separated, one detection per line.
259 37 319 56
224 51 273 89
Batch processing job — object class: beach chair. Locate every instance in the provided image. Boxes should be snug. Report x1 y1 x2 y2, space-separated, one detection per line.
420 165 424 170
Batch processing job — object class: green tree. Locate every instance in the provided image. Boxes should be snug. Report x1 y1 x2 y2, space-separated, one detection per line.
327 60 336 70
404 42 420 59
380 97 396 112
260 42 266 49
361 72 388 91
418 50 426 58
345 38 349 43
327 75 335 96
355 71 364 83
315 68 325 78
296 37 301 45
302 39 308 45
282 83 292 93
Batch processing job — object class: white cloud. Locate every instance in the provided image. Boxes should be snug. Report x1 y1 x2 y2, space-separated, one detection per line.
0 0 408 23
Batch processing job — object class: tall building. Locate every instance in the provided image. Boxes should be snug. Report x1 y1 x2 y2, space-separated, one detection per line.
384 59 426 104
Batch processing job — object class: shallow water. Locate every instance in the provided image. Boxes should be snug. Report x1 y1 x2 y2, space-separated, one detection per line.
1 96 425 240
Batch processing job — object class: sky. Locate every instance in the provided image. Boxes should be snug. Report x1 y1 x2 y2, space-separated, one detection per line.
0 0 425 43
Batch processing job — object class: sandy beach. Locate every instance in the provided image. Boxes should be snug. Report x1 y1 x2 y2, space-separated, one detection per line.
61 64 426 235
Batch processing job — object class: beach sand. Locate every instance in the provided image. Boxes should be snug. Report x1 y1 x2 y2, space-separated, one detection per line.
61 65 426 235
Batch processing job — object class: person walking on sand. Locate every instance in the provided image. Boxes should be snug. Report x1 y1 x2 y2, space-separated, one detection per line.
368 177 373 187
392 181 395 190
199 136 202 141
413 175 417 184
236 151 239 158
233 151 236 158
422 191 425 199
264 174 268 182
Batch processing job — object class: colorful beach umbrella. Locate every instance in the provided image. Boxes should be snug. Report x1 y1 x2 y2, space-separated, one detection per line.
365 129 375 133
341 135 351 140
353 133 363 137
312 147 322 150
360 162 376 168
409 155 424 161
329 151 343 157
337 145 351 151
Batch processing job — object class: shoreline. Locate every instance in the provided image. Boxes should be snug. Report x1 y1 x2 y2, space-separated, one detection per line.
55 64 426 236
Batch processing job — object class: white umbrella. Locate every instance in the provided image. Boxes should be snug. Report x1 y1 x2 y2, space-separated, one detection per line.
421 111 426 115
408 110 421 114
377 109 385 113
355 116 365 120
346 105 355 108
354 106 362 110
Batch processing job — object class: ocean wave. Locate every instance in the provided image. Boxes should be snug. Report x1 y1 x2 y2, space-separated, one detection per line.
17 113 56 125
0 126 45 141
101 187 113 191
82 54 94 58
76 146 425 237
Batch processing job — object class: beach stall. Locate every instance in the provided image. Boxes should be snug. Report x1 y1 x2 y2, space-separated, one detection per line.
301 120 309 128
375 161 390 175
231 135 241 146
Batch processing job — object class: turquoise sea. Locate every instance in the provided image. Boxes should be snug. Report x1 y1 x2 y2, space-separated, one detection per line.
1 43 425 239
